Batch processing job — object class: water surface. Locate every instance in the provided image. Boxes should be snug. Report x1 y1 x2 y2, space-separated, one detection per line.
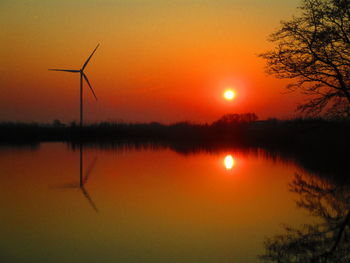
0 143 322 263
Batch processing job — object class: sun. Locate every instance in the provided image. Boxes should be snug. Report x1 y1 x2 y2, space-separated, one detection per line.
224 89 236 100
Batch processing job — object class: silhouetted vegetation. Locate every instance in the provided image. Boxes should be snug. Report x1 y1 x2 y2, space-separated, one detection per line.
2 114 350 182
261 0 350 117
1 115 349 152
212 113 258 125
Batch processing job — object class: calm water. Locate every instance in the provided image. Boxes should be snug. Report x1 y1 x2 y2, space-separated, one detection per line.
0 142 339 262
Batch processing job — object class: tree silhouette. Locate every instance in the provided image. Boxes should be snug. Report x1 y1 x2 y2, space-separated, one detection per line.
212 113 258 126
260 0 350 117
259 173 350 263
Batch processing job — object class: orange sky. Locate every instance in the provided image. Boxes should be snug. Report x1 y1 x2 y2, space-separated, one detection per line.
0 0 305 123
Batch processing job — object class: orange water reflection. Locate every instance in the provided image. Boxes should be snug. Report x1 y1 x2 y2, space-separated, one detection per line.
0 143 315 263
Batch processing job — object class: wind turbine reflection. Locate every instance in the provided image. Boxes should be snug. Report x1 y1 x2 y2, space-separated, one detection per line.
50 144 99 212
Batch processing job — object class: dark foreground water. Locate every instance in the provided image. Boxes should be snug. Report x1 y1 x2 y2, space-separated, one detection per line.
0 142 348 263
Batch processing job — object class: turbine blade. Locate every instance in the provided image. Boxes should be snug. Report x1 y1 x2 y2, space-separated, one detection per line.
48 69 80 73
81 187 99 212
83 157 98 185
82 73 98 101
82 44 100 70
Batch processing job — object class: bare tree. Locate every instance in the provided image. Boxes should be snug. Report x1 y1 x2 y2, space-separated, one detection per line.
260 0 350 117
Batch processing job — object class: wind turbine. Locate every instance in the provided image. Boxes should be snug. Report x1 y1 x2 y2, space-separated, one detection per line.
49 44 100 127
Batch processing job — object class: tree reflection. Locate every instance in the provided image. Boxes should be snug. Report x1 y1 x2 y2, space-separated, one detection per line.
259 174 350 263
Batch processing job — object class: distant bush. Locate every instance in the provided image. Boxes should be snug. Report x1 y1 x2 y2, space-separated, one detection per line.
212 113 258 126
52 119 65 127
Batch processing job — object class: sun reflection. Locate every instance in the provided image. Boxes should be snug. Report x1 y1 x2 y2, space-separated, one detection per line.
224 155 235 170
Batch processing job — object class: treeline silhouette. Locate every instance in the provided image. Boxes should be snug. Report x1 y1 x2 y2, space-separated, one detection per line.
1 113 350 150
2 114 350 183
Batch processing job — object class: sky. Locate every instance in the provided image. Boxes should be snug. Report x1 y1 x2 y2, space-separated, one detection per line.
0 0 304 123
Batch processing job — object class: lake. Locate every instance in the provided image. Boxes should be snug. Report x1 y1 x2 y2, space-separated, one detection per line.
0 142 346 263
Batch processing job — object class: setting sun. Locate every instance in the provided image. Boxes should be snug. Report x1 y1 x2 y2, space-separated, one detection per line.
224 90 236 100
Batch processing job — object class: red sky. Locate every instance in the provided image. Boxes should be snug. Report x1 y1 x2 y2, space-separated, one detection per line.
0 0 305 123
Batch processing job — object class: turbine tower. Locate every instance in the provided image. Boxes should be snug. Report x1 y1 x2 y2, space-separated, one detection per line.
49 44 100 127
